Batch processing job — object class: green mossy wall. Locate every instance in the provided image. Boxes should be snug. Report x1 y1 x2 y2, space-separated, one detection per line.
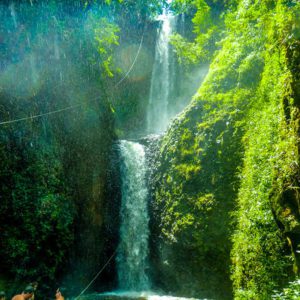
0 2 121 295
151 1 300 299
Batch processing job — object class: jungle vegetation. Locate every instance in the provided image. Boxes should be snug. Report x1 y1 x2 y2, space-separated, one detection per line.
0 0 300 299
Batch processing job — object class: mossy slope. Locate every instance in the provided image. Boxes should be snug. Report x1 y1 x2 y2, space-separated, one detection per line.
151 1 300 298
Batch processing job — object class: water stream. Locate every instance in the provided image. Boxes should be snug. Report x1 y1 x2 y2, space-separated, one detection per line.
115 12 175 294
117 140 150 291
147 13 175 134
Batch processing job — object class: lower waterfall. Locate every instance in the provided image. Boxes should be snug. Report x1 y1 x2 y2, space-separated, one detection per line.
78 141 201 299
117 140 150 291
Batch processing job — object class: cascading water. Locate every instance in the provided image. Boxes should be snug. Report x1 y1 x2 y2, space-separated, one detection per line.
88 3 201 299
117 140 150 291
147 12 175 134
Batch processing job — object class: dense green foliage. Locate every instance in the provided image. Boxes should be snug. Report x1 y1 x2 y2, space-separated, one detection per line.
229 1 300 298
170 0 238 65
0 102 74 283
0 0 160 296
272 278 300 299
1 0 300 298
151 0 300 299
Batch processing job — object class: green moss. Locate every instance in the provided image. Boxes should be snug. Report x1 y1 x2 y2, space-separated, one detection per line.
152 93 245 298
152 0 300 298
231 1 300 298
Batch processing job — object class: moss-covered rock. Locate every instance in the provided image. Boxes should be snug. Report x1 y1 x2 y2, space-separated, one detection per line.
0 2 120 295
150 0 300 299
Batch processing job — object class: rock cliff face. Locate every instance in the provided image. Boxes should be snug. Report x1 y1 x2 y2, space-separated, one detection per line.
150 1 300 299
61 97 120 292
0 83 119 295
0 2 120 294
150 89 244 300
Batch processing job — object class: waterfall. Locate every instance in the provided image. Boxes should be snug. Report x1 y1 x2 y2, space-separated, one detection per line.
117 140 150 291
147 13 175 134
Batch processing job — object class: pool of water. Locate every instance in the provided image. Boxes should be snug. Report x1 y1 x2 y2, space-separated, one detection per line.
77 291 208 300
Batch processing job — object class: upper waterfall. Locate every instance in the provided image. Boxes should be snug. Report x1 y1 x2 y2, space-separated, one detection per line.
147 13 175 134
